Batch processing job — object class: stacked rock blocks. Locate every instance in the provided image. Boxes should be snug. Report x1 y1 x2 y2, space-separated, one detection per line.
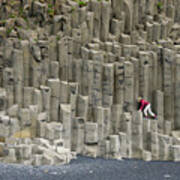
0 0 180 165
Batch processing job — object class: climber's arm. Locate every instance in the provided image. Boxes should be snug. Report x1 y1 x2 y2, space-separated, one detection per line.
139 101 144 111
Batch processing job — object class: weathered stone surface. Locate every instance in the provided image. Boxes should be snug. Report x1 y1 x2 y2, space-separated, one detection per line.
174 55 180 129
33 89 43 113
150 132 159 160
119 132 127 158
76 95 88 120
71 117 85 153
171 145 180 161
90 0 101 39
109 135 121 159
0 0 179 165
100 1 110 42
102 63 114 107
158 134 172 161
142 150 152 161
111 0 123 19
85 122 98 144
7 104 18 117
132 112 143 158
120 113 132 158
60 104 72 149
23 87 34 108
162 49 175 126
19 108 31 127
111 105 123 134
0 88 7 111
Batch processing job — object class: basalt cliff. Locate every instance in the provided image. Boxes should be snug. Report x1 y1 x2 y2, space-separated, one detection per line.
0 0 180 165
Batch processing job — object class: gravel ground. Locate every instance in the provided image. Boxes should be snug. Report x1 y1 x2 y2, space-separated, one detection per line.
0 156 180 180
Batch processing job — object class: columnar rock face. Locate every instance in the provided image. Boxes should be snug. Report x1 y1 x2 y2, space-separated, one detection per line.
0 0 179 165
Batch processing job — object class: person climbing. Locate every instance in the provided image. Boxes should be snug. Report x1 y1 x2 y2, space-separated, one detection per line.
137 97 157 119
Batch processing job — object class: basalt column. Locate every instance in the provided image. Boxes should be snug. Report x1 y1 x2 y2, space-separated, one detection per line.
174 55 180 129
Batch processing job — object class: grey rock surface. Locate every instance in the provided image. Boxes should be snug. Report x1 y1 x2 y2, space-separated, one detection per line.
0 0 180 165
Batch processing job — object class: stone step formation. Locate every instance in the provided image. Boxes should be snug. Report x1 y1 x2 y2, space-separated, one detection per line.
0 0 179 165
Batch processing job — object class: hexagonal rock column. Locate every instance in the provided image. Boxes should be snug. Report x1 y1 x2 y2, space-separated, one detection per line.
85 122 98 144
174 55 180 129
60 104 72 150
131 111 143 158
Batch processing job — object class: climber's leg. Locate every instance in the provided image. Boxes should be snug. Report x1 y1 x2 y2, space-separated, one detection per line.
147 104 156 117
143 104 150 117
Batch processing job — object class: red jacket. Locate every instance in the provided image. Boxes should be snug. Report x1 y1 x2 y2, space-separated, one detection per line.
139 99 149 111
